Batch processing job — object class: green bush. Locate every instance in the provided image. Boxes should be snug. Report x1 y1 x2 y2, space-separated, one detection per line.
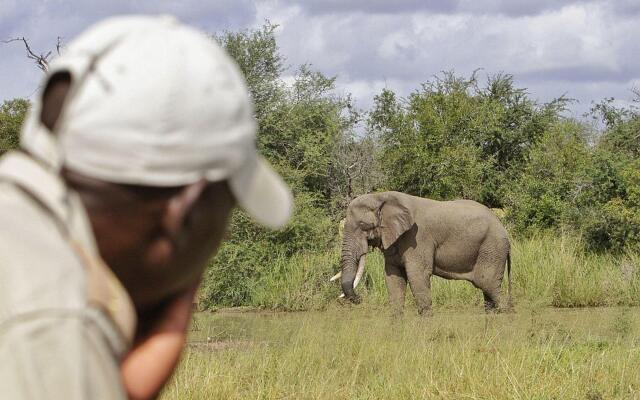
566 101 640 252
0 98 29 155
580 160 640 252
591 97 640 159
200 24 358 308
506 120 591 233
369 72 566 207
582 200 640 253
250 249 341 311
201 193 336 308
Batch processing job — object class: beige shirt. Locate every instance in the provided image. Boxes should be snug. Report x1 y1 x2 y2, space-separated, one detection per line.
0 151 136 399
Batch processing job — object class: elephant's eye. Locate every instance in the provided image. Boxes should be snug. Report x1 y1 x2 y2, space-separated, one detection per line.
359 222 374 231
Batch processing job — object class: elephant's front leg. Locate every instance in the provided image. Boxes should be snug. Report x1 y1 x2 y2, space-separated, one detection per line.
384 261 407 317
405 261 433 316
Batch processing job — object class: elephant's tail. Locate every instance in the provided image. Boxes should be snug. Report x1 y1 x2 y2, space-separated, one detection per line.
506 252 512 308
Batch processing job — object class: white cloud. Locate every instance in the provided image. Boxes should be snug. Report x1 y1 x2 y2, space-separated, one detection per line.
1 0 638 121
277 0 598 17
265 0 639 117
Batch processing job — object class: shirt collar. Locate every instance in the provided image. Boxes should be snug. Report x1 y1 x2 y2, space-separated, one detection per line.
0 151 70 227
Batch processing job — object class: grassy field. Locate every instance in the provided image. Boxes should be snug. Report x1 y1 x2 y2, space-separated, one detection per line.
171 233 640 399
161 306 640 399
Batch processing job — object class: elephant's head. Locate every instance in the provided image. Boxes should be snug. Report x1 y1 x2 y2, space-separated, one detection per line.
340 192 414 303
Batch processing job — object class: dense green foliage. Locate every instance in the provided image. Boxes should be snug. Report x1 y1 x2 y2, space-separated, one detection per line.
369 72 567 207
579 100 640 251
0 98 29 155
368 72 639 253
506 120 592 232
506 98 640 251
202 25 360 307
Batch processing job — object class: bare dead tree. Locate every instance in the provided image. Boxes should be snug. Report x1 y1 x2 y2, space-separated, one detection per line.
2 36 63 73
328 132 385 215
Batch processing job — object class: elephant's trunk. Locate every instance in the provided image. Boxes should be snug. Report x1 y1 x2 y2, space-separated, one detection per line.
340 233 363 304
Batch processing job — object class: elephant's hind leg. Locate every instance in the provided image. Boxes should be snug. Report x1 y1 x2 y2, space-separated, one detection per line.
472 239 509 313
482 291 499 313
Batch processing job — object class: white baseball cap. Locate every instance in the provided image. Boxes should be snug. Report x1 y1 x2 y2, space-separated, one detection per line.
20 15 292 228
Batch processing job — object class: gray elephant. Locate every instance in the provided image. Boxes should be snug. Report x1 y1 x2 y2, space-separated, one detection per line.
338 191 512 315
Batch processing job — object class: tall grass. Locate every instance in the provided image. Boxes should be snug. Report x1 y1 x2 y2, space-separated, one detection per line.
515 232 640 307
162 308 640 399
240 232 640 311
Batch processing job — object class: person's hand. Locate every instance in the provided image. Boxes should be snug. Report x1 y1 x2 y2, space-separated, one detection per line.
120 284 197 400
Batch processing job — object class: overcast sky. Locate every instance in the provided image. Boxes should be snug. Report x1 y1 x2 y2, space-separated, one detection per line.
2 0 639 119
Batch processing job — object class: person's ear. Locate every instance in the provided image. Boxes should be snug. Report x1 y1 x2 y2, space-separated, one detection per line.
145 180 208 267
163 180 208 240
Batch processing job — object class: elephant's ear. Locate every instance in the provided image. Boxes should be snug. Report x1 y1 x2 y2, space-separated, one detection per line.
378 194 414 250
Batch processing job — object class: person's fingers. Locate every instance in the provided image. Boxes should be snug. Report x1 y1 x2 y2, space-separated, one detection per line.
121 327 186 400
122 283 200 399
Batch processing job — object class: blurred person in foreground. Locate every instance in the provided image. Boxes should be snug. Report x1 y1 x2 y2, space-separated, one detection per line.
0 15 292 400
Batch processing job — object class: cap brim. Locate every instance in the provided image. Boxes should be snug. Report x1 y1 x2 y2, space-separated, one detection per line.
228 156 293 229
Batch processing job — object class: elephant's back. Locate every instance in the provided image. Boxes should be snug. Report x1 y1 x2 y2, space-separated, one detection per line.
429 199 508 239
451 200 509 240
448 199 500 219
450 199 488 210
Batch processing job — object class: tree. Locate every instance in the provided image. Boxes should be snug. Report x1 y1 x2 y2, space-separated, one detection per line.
328 131 382 213
505 120 591 232
505 98 640 252
214 23 283 126
216 26 359 204
576 99 640 252
369 71 567 207
1 37 59 155
2 36 62 72
203 24 359 306
590 98 640 159
0 99 29 155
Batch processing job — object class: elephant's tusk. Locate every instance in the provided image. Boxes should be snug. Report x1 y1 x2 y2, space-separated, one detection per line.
329 271 342 282
353 254 366 289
